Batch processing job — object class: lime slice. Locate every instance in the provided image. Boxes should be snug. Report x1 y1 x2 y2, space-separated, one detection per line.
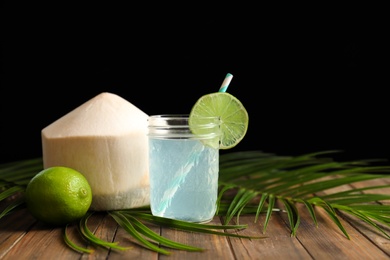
189 92 249 149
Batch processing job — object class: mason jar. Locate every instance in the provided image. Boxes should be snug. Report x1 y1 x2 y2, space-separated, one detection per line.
148 114 220 223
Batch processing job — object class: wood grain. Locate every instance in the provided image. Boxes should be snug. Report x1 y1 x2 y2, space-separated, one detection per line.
1 179 390 259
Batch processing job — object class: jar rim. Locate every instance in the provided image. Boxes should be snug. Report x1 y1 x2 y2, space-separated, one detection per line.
149 114 219 119
148 114 221 140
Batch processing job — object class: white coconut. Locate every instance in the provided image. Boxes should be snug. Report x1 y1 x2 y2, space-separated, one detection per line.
41 92 150 211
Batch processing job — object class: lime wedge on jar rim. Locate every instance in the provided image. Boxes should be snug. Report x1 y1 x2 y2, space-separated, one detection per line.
189 92 249 149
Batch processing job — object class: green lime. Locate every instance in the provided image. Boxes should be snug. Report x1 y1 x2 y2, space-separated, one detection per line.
25 166 92 226
189 92 249 149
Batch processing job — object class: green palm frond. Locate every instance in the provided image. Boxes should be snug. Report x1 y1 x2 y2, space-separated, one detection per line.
217 150 390 238
0 158 43 218
1 150 390 254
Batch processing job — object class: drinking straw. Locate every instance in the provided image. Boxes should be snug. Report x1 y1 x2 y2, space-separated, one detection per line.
218 73 233 92
157 142 205 216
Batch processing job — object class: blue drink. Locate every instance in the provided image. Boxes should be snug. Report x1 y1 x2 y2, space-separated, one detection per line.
148 115 220 223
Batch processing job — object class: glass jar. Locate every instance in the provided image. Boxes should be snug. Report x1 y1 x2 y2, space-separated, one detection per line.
148 114 220 223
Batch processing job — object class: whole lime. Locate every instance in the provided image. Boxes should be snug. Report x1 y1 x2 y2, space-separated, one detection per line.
25 166 93 226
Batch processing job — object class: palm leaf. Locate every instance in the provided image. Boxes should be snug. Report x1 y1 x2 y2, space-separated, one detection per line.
217 150 390 238
1 150 390 254
108 211 173 255
281 198 300 236
111 212 203 252
121 211 258 239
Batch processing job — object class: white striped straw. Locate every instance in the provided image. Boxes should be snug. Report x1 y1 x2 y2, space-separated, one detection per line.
218 73 233 92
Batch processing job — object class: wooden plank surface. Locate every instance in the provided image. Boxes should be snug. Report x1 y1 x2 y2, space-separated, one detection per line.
1 179 390 259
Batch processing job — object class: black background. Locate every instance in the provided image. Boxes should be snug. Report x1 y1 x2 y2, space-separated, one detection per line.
1 4 389 164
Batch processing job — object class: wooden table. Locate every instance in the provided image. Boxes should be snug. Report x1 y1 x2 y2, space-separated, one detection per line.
1 178 390 259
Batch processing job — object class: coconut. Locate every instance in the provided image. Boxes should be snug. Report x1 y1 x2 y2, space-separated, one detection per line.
41 92 149 211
